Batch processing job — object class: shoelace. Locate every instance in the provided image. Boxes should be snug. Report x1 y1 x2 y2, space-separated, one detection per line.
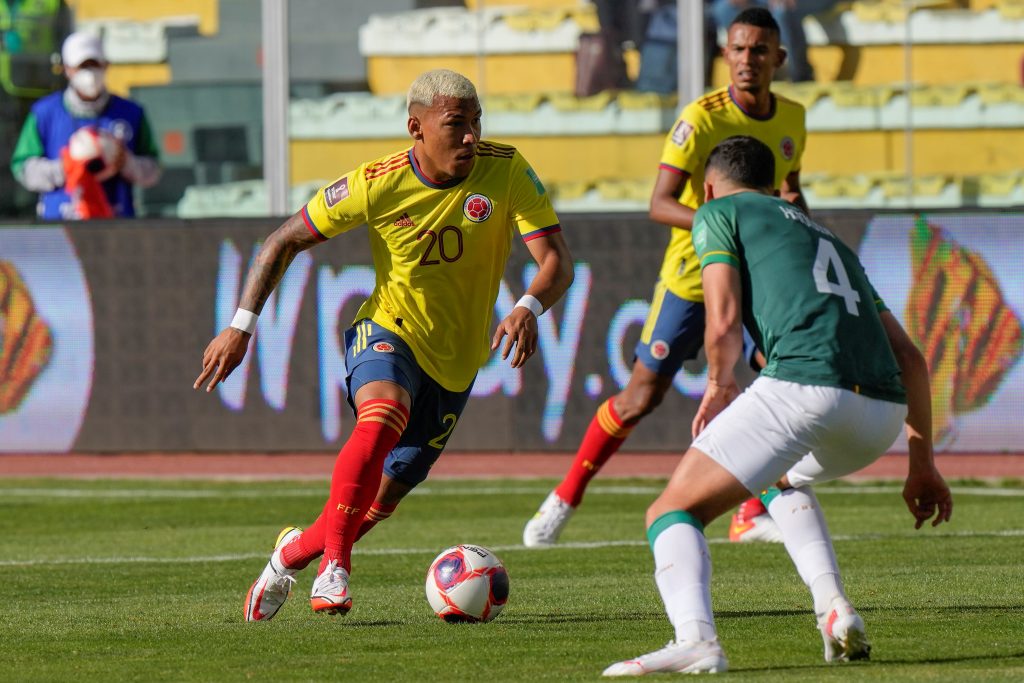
270 573 296 590
314 561 347 594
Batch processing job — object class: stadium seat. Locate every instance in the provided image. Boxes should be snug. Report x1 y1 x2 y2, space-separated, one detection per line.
70 0 218 35
995 0 1024 18
978 83 1024 125
849 0 961 24
176 179 322 218
802 174 883 209
978 172 1024 206
360 5 603 95
877 173 964 207
290 93 405 140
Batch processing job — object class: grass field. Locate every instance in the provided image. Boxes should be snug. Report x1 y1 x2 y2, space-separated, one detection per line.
1 477 1022 682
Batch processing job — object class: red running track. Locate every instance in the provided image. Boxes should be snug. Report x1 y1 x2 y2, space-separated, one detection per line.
1 452 1022 481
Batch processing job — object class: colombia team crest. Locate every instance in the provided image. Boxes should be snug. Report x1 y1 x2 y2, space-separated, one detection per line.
463 194 493 222
780 136 795 161
373 342 395 353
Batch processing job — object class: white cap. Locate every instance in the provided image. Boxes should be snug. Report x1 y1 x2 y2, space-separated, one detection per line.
61 31 106 68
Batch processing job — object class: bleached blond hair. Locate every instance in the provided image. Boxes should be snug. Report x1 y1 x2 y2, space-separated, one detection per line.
407 69 478 111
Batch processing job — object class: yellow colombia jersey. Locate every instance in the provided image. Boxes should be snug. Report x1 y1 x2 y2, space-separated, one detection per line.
658 85 806 302
302 141 560 392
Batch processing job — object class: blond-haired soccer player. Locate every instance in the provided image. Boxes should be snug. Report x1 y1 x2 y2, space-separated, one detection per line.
194 69 574 622
525 7 803 547
602 136 952 675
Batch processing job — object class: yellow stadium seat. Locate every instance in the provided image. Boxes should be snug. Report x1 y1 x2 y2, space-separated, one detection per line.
484 93 545 113
879 174 954 198
977 83 1024 104
68 0 218 35
841 176 876 200
851 0 961 22
617 91 676 111
548 92 614 112
979 172 1021 195
803 174 841 199
465 0 579 10
489 4 599 33
996 0 1024 18
908 84 972 107
772 82 828 109
595 180 632 201
825 83 878 108
809 174 876 200
549 180 590 201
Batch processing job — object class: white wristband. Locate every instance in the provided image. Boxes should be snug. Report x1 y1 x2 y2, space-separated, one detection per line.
514 294 544 317
230 308 258 334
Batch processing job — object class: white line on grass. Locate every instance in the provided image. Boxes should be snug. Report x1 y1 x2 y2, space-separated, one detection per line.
2 530 1023 568
0 484 1020 500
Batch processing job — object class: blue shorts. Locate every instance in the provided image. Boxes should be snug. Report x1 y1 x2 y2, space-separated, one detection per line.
634 283 706 376
344 320 473 488
634 282 760 376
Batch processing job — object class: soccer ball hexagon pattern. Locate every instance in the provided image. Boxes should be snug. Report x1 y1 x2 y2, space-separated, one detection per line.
425 544 509 623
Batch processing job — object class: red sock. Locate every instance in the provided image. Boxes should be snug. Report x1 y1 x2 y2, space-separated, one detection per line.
280 501 330 571
319 398 409 573
355 501 398 542
283 498 402 569
554 398 636 507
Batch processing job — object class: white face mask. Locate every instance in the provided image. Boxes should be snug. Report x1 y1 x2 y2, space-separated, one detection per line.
70 67 105 99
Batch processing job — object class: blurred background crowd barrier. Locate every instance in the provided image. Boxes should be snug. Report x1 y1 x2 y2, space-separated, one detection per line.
1 0 1021 453
1 211 1020 453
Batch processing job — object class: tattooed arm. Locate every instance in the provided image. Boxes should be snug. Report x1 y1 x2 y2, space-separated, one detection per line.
193 213 321 392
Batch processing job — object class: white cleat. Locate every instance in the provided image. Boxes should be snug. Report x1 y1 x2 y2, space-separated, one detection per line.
310 559 353 615
728 498 784 544
523 491 576 547
603 640 728 676
243 526 302 622
818 598 871 662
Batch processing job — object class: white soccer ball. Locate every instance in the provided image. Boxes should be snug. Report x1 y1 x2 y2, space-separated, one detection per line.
425 544 509 623
67 126 120 181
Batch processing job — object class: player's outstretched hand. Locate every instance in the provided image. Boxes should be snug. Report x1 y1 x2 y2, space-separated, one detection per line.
491 307 539 369
691 378 740 437
902 466 953 529
193 328 252 393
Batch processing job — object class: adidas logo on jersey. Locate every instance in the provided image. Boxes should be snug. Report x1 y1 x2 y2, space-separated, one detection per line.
393 212 415 227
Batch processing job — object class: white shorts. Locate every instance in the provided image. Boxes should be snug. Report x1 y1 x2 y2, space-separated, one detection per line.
691 377 907 494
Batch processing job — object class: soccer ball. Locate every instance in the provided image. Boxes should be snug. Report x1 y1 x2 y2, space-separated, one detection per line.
425 544 509 623
67 126 120 181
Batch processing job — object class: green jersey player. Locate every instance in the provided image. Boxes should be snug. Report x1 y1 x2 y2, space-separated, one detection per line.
602 136 953 677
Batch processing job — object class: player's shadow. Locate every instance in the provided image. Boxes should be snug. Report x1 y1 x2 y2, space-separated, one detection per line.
723 604 1024 673
337 618 405 627
501 610 665 625
719 604 1024 620
717 608 814 619
732 649 1024 674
